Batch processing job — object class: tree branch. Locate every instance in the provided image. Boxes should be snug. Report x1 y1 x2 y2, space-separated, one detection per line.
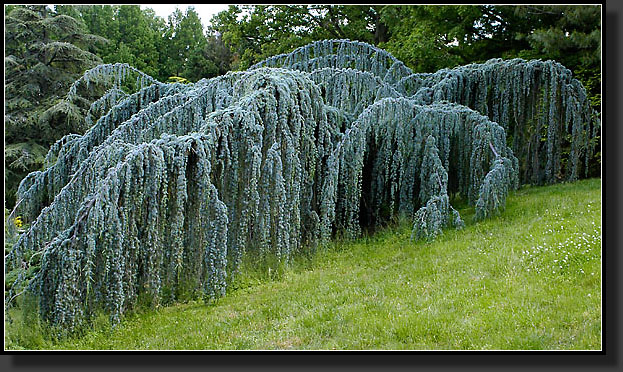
327 6 346 39
489 141 500 158
307 7 342 39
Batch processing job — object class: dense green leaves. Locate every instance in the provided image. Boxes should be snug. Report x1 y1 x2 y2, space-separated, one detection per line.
210 5 390 71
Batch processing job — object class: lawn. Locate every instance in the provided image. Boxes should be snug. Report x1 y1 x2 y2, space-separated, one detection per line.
6 178 602 350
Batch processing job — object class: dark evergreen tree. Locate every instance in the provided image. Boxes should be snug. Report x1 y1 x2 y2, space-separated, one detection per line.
5 5 107 207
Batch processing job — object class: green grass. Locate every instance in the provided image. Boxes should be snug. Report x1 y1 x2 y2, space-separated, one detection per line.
5 178 602 350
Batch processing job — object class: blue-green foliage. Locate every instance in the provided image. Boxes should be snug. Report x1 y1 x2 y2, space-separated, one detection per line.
6 40 597 333
475 157 518 221
412 136 464 241
395 58 599 184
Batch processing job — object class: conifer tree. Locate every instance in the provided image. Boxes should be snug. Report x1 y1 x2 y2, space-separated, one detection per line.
5 39 597 333
5 5 107 207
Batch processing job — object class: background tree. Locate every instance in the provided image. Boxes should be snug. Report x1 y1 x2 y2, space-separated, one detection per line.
66 5 212 83
209 5 390 70
5 5 106 208
60 5 166 80
159 7 208 80
202 34 233 78
512 5 601 110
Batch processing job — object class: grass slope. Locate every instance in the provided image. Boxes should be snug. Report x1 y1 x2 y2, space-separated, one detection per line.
7 178 602 350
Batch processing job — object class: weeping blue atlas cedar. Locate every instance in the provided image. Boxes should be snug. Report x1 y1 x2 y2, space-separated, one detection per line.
6 40 598 332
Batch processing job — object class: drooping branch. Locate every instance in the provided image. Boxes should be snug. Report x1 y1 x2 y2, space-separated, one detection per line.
397 58 599 184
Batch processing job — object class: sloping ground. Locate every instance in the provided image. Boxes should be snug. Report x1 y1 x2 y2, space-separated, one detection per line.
12 178 601 350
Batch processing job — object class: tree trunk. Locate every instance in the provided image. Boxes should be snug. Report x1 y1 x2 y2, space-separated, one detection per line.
372 7 388 45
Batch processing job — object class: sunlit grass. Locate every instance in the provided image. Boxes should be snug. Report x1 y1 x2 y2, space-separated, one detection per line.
5 178 601 350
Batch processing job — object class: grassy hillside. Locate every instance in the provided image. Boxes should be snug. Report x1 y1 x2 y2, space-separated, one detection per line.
6 178 602 350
